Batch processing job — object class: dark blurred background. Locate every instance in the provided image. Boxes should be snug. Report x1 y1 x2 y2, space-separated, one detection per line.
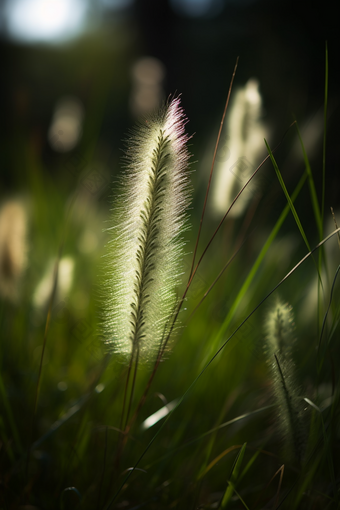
0 0 338 206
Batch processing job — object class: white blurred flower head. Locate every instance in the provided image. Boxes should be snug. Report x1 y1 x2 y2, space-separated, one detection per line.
48 96 84 153
33 256 75 309
212 79 267 218
130 57 166 117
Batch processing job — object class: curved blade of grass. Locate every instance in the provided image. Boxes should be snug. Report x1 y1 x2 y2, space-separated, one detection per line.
265 138 324 302
220 442 247 508
318 264 340 353
228 487 250 510
196 390 240 480
238 446 263 483
265 139 311 253
198 444 242 481
104 228 340 509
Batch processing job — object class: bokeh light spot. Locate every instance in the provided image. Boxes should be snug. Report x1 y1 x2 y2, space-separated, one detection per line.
48 96 84 153
3 0 88 44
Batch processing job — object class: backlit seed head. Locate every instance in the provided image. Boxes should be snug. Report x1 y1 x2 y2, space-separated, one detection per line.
102 97 192 362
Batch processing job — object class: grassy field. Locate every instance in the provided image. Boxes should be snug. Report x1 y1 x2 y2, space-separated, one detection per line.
0 49 339 510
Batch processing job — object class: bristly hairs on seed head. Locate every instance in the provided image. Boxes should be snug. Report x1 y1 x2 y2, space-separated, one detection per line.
102 96 192 363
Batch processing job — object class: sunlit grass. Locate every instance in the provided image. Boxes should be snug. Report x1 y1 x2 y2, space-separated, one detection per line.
0 49 339 509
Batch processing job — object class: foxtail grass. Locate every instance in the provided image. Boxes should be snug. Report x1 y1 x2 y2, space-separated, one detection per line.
265 299 306 463
102 97 192 363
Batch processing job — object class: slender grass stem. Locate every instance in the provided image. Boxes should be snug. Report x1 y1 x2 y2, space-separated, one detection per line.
25 254 60 483
124 348 139 432
189 56 239 279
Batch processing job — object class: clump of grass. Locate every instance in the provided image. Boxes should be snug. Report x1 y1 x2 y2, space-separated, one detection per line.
2 49 339 510
102 96 192 363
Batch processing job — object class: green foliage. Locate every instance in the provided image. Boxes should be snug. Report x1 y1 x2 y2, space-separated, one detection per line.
1 55 340 510
220 443 248 508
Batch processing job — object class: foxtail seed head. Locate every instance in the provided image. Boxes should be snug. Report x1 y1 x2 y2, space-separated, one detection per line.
264 299 295 359
103 97 191 362
264 299 306 463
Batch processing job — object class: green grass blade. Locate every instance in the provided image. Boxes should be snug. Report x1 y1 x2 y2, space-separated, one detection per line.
292 457 320 510
318 264 340 354
265 139 311 252
231 487 250 510
199 445 243 480
221 442 247 508
197 399 235 480
238 446 263 483
265 138 324 311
